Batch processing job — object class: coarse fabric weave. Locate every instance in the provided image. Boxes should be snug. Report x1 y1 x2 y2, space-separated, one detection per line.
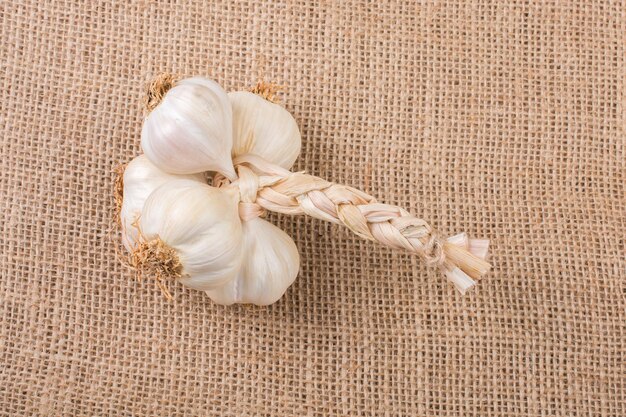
1 1 624 415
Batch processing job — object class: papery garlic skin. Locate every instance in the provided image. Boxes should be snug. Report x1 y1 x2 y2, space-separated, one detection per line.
205 218 300 305
139 179 243 290
141 77 236 178
229 91 301 169
120 155 204 251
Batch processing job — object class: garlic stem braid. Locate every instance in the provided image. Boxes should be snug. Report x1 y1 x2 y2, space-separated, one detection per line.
224 154 491 293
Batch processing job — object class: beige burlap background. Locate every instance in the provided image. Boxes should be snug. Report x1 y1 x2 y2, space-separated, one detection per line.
1 0 624 415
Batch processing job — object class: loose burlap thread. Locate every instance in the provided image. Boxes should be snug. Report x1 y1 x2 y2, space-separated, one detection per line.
0 1 624 415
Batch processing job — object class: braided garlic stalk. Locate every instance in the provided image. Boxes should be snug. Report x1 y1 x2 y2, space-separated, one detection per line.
117 74 490 304
220 154 490 295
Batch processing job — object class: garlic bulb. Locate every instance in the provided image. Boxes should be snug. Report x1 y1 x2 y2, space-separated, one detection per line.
197 90 302 305
205 217 300 305
119 154 204 251
141 77 236 179
230 91 301 169
138 179 243 290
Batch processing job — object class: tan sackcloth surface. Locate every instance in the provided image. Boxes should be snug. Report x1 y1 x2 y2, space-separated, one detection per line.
1 0 624 415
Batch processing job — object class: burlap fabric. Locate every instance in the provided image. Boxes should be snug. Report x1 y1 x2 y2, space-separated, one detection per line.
1 1 623 415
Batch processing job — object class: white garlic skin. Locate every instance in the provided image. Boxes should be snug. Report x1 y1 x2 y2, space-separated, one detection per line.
139 179 243 291
141 77 236 179
205 218 300 305
120 155 204 251
230 91 301 169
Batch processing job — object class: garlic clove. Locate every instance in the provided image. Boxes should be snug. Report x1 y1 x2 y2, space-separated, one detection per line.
141 77 237 179
205 217 300 305
229 91 301 170
120 154 204 251
138 179 243 290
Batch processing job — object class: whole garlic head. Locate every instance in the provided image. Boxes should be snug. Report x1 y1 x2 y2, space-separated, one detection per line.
138 179 243 291
230 91 301 169
127 76 305 304
141 77 236 179
119 154 204 251
205 217 300 305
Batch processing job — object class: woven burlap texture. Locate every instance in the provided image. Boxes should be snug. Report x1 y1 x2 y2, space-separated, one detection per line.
1 1 624 415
